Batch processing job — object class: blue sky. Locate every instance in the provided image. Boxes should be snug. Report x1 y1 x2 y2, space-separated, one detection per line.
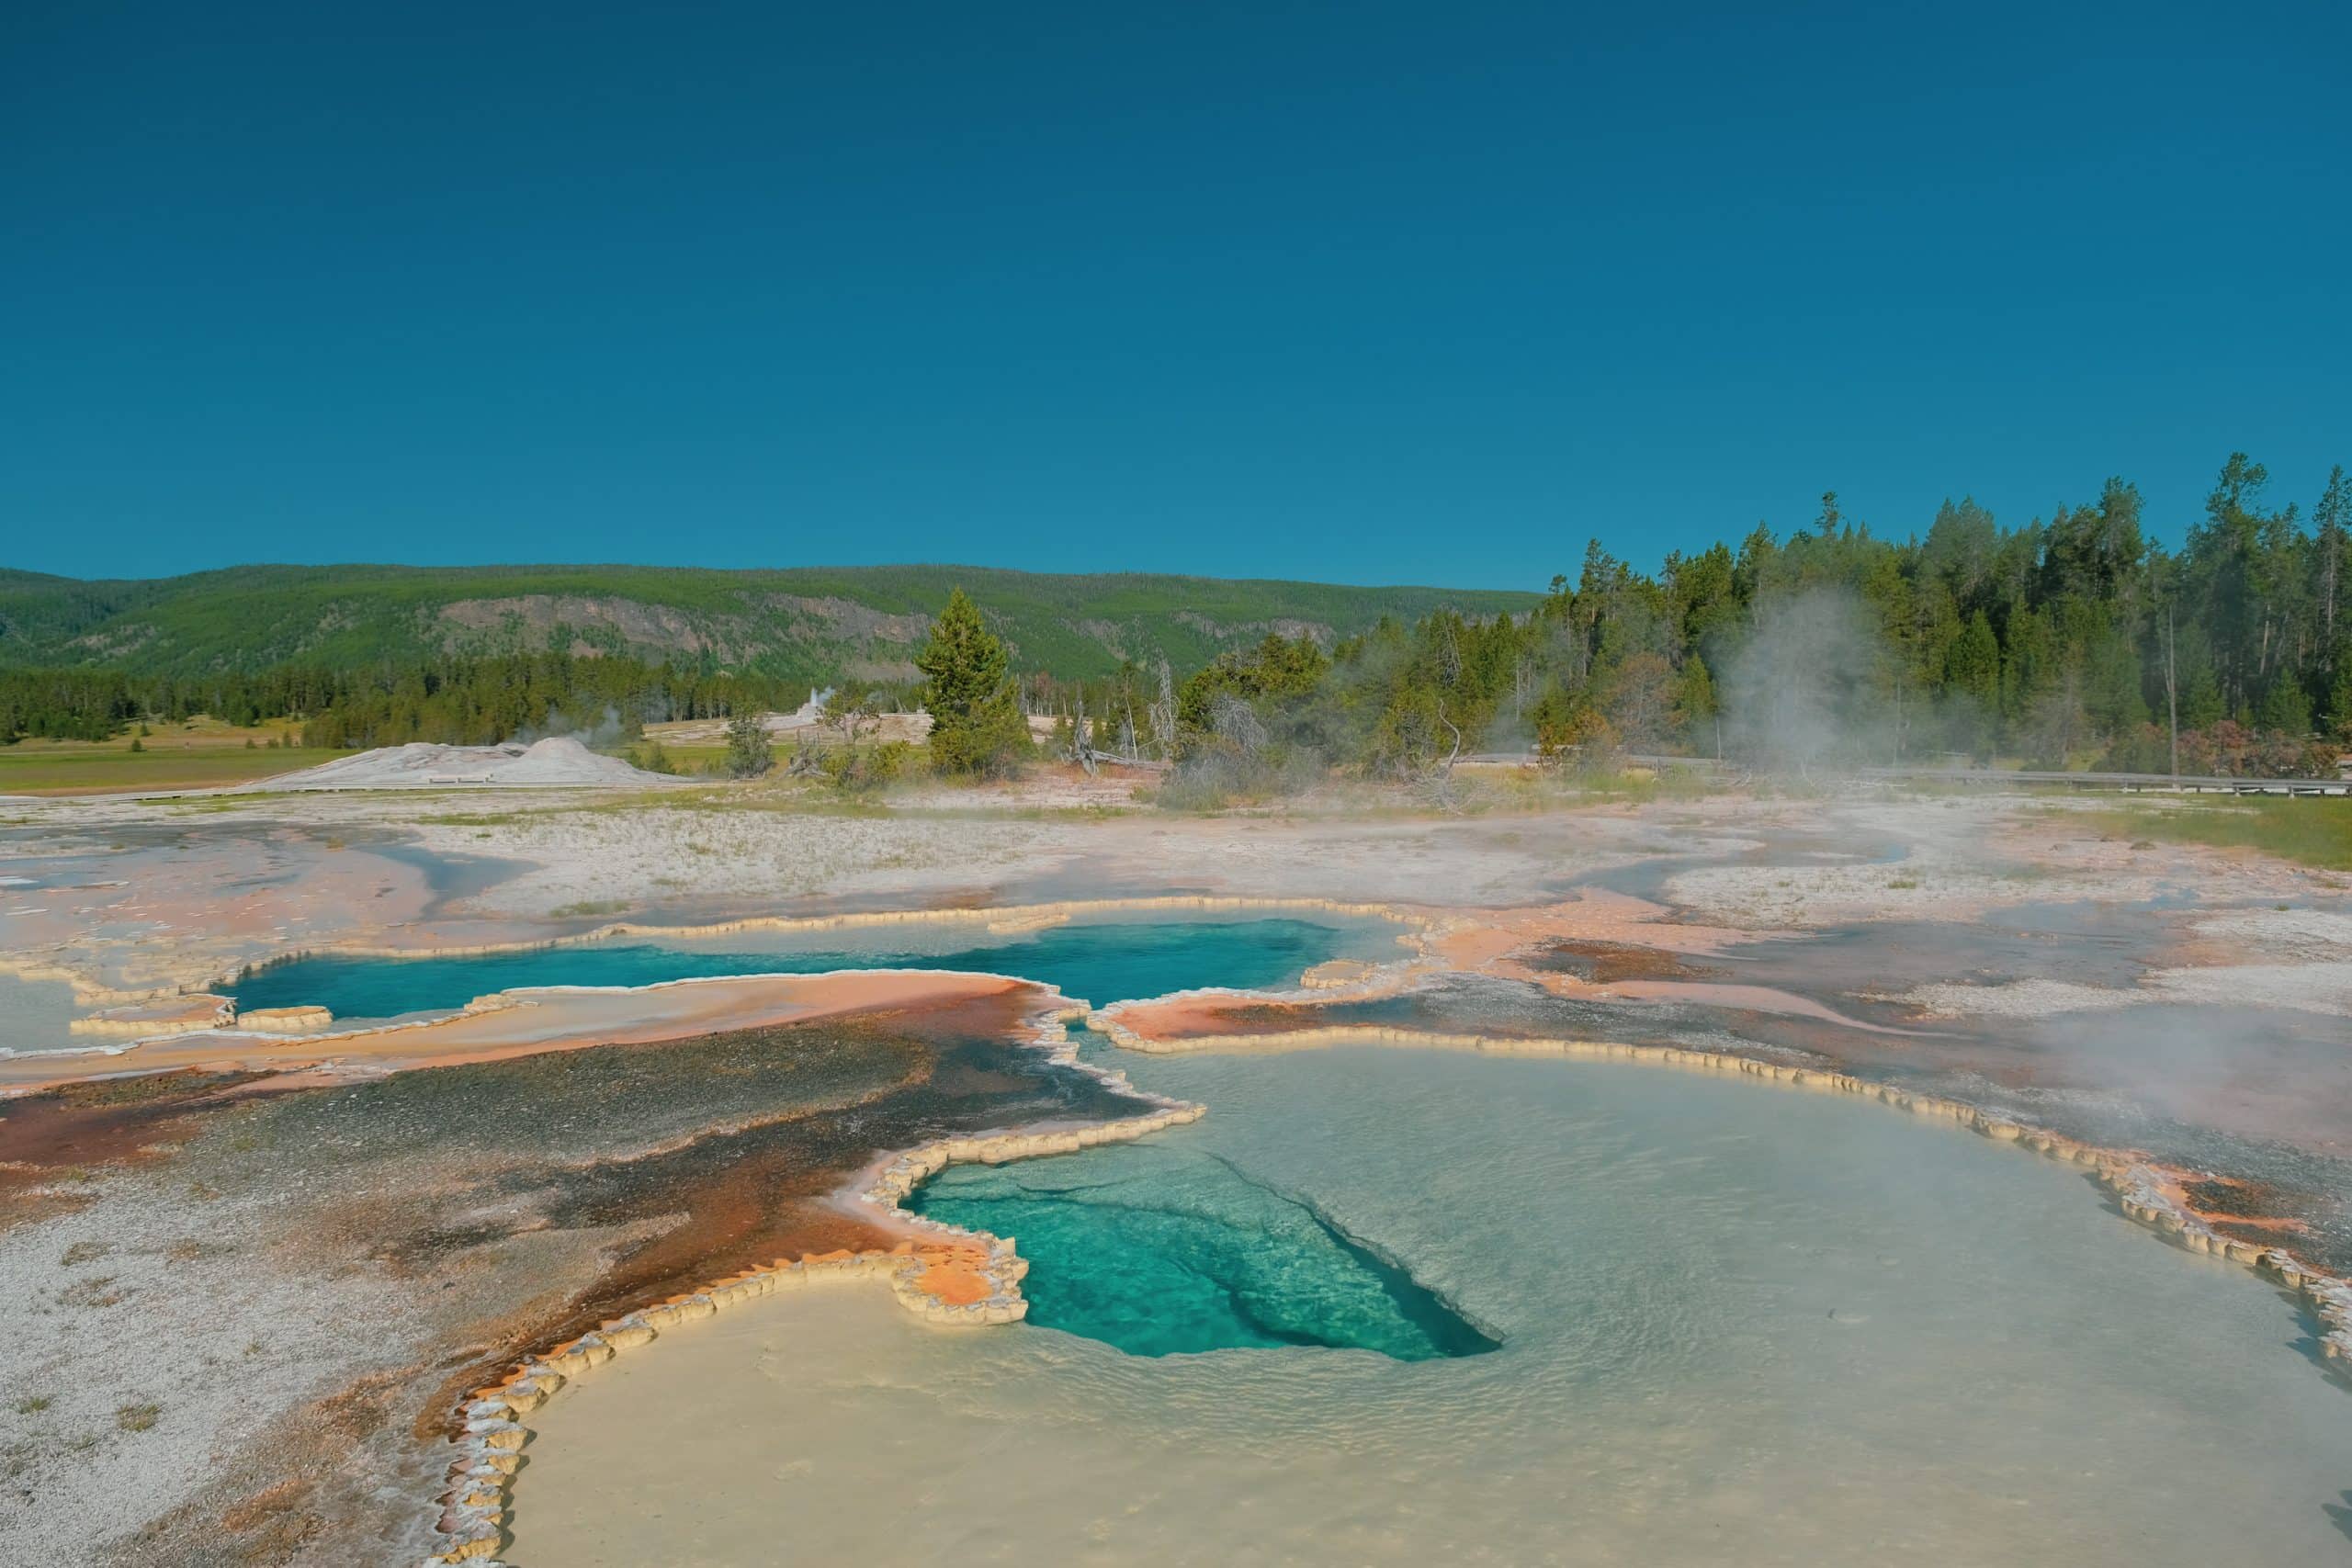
5 2 2346 588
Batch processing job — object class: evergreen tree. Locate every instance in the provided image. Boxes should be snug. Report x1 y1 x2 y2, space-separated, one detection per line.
1945 611 2000 756
2176 627 2227 728
1670 654 1716 747
2255 678 2312 737
916 588 1030 775
2316 464 2347 654
2328 660 2352 739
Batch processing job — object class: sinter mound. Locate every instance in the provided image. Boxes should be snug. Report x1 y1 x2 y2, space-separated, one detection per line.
247 736 673 792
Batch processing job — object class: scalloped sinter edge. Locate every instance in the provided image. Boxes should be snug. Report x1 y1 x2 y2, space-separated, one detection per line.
414 1002 1207 1568
1084 1013 2352 1370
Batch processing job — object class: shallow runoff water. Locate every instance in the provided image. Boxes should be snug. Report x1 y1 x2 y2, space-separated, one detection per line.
513 1036 2352 1567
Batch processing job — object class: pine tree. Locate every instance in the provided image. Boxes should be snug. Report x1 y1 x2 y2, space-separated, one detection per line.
2177 629 2227 728
1945 610 2000 756
2328 660 2352 740
2256 678 2312 737
1669 654 1716 744
2317 464 2347 653
916 588 1030 776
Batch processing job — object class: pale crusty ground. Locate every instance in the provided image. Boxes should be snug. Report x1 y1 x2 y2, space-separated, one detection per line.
1660 796 2326 930
412 805 1057 915
2 783 2341 1016
2188 906 2352 962
0 1130 649 1567
1894 904 2352 1020
4 777 2351 1566
1893 967 2352 1021
0 1165 432 1564
0 970 1030 1094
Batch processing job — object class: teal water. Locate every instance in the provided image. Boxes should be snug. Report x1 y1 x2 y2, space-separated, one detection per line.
231 916 1378 1021
911 1142 1498 1359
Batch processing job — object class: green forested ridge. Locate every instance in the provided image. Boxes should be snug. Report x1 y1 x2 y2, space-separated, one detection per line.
7 456 2350 780
0 562 1537 684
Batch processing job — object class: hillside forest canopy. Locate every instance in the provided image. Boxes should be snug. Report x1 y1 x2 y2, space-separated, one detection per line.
4 455 2347 784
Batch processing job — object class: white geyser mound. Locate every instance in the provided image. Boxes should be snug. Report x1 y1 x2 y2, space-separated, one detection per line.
250 736 673 792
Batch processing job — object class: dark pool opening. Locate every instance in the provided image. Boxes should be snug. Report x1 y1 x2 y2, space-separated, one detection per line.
910 1141 1498 1360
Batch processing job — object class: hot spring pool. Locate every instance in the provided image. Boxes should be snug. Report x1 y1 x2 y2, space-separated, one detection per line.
229 914 1396 1022
510 1043 2352 1566
910 1137 1499 1359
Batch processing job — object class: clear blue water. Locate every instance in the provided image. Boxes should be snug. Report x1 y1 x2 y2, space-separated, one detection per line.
231 917 1373 1023
910 1140 1498 1359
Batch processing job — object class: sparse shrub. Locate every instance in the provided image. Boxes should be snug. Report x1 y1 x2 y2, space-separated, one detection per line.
723 712 774 779
820 740 915 796
1533 701 1620 774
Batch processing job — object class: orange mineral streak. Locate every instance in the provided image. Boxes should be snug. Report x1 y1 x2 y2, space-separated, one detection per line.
2195 1213 2312 1234
1428 889 1758 969
1421 894 1910 1031
413 983 1052 1446
1103 995 1319 1041
1100 890 1905 1040
0 1069 277 1225
910 1242 998 1306
0 969 1028 1096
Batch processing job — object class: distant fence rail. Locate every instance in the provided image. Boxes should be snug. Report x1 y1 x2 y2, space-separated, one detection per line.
1462 752 2352 798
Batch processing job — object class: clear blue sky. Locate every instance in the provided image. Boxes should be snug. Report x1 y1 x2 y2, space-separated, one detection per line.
5 1 2346 589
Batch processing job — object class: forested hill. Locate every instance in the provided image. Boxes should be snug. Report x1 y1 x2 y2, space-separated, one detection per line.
0 564 1540 684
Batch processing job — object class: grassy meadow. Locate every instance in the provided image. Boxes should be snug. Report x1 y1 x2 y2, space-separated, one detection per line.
0 718 336 795
2086 796 2352 872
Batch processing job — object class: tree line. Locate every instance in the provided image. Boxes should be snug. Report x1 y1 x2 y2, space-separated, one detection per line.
0 651 796 748
8 454 2346 787
1146 454 2350 791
